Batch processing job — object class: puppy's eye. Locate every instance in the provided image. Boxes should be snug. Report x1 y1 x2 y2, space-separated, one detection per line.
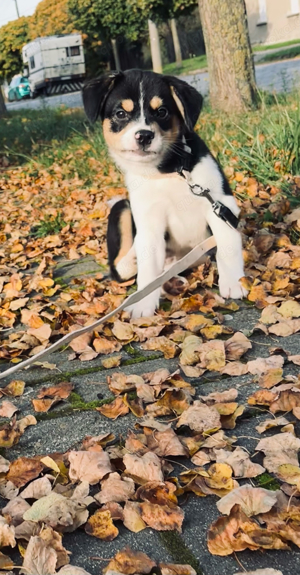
116 109 126 119
157 107 168 119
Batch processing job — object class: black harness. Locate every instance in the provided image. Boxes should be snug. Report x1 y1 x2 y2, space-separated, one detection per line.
177 138 239 231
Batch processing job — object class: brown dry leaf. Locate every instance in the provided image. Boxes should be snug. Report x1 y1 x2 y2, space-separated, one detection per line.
205 463 235 492
146 428 188 457
1 380 25 397
288 354 300 365
58 566 92 575
221 405 244 430
0 454 10 473
278 300 300 319
214 402 239 416
248 389 278 406
270 389 300 414
221 362 248 376
123 394 144 417
112 319 134 341
101 501 124 521
20 477 53 500
140 501 184 532
200 389 238 404
159 563 196 575
135 381 155 403
101 354 122 369
39 526 70 569
256 416 289 434
177 401 221 433
123 501 147 533
108 372 140 395
85 509 118 541
146 389 190 417
207 504 287 556
95 472 135 504
93 337 122 354
256 432 300 472
27 323 52 344
277 463 300 488
0 551 14 571
2 496 30 525
96 397 129 419
198 340 226 371
136 481 177 507
32 398 59 412
133 324 164 342
20 535 57 575
247 355 285 375
258 368 283 388
68 330 92 353
225 332 252 360
123 452 164 484
23 489 91 531
215 447 265 478
0 400 18 418
7 457 43 488
269 319 300 337
0 516 16 548
141 336 178 359
103 547 156 574
191 450 211 466
172 313 213 332
68 450 112 484
217 485 277 516
37 382 73 400
179 335 202 366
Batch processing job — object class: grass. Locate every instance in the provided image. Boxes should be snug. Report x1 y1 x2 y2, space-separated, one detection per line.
1 91 300 206
163 54 207 76
259 44 300 63
253 38 300 52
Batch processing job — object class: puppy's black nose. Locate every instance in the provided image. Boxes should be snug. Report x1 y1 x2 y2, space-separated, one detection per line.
135 129 154 147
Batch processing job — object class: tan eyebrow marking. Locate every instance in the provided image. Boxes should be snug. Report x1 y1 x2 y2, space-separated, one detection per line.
170 86 185 120
121 99 134 112
150 96 163 110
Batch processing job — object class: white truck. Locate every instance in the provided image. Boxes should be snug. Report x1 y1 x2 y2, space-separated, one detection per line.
22 33 86 97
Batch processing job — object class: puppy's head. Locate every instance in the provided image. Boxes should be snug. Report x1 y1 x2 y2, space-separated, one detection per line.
82 70 203 169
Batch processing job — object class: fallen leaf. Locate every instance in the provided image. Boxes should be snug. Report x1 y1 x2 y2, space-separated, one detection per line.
85 509 118 541
123 501 147 533
0 516 16 547
96 397 129 419
1 380 25 397
217 485 277 516
140 501 184 532
159 563 196 575
20 535 57 575
68 451 112 484
258 368 283 389
176 401 221 433
103 547 156 574
225 332 252 360
247 355 284 375
123 452 164 484
256 416 289 434
0 400 18 418
235 570 283 575
256 432 300 472
277 300 300 319
21 477 53 500
7 457 43 488
101 355 122 369
112 319 134 341
141 336 178 359
94 473 135 504
215 447 265 478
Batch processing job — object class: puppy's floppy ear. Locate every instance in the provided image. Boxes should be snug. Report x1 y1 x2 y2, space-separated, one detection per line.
82 72 123 123
165 76 203 131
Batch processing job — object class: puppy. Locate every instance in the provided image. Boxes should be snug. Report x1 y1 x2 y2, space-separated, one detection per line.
83 70 248 318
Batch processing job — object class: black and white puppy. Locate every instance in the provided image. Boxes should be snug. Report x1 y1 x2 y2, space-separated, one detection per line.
83 69 248 318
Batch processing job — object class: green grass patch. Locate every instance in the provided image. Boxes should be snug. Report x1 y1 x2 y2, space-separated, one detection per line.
163 54 207 76
253 38 300 52
259 44 300 63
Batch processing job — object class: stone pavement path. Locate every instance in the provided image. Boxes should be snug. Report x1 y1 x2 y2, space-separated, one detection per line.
1 257 300 575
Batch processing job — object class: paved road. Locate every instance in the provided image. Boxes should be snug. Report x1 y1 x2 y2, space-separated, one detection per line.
6 58 300 112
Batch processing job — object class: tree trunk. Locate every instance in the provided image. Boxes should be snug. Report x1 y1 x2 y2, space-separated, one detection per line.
148 19 163 74
0 87 6 117
198 0 257 113
170 18 182 68
111 38 121 71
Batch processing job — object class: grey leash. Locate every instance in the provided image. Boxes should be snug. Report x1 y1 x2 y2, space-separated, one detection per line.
0 235 216 380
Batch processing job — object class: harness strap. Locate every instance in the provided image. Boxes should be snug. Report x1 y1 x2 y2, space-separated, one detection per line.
0 236 217 380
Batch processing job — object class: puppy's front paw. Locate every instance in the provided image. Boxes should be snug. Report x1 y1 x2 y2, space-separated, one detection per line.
125 293 159 319
219 277 248 300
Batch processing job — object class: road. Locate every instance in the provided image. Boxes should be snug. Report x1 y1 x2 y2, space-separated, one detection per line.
6 58 300 112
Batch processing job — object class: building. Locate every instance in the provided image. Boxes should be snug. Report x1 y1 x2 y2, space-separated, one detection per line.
245 0 300 45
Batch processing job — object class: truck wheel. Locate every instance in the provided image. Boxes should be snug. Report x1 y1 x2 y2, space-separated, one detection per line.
30 90 37 99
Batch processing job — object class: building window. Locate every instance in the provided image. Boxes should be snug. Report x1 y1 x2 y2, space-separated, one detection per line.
29 56 35 69
66 46 80 57
289 0 299 14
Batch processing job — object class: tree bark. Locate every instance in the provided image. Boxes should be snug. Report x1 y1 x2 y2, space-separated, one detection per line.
170 18 182 68
111 38 121 71
148 19 163 74
0 87 7 117
198 0 257 113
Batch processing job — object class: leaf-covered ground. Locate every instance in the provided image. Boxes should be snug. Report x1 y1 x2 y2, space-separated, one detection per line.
0 93 299 574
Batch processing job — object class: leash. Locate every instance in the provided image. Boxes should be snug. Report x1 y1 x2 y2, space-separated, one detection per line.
178 169 239 230
0 235 216 380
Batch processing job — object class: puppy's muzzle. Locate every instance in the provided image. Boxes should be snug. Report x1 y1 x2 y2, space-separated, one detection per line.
135 129 155 148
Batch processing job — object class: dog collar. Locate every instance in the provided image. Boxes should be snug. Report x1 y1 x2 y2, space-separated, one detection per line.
178 167 239 230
